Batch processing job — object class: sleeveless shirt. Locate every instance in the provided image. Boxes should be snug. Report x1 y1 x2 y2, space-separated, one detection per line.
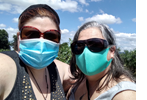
1 51 66 100
69 81 136 100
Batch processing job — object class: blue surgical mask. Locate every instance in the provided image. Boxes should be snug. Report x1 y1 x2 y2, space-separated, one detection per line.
76 47 112 76
19 39 59 69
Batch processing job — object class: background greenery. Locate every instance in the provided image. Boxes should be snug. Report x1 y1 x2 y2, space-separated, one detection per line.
0 29 136 78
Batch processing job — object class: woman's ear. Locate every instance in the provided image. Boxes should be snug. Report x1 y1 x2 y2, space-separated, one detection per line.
17 32 20 52
110 46 116 58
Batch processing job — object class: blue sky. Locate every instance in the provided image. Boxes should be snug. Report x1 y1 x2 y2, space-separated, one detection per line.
0 0 136 51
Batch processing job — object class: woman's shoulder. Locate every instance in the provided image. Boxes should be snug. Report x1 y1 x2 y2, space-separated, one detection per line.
54 59 73 92
0 52 17 70
54 59 69 66
109 75 135 87
0 51 18 69
0 52 17 99
54 59 70 76
53 59 70 80
112 80 136 100
108 76 136 100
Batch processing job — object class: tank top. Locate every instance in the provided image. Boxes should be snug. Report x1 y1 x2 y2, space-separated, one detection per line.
1 51 66 100
69 81 136 100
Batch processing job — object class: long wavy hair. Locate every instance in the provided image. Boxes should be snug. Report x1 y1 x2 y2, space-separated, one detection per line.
70 21 135 91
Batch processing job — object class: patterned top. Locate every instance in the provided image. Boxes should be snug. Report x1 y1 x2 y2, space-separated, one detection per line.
1 51 66 100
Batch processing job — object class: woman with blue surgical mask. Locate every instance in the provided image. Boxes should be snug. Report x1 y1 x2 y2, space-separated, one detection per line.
0 4 72 100
67 21 136 100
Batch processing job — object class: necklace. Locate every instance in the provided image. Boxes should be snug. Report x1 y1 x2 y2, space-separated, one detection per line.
86 79 90 100
28 68 49 100
86 79 100 100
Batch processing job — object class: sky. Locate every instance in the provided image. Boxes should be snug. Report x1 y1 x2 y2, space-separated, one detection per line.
0 0 136 52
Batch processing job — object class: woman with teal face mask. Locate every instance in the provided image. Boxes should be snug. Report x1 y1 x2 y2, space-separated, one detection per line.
0 4 72 100
67 21 136 100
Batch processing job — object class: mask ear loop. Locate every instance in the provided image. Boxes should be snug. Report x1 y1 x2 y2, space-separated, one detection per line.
109 45 116 52
17 32 21 40
17 32 21 52
109 45 116 62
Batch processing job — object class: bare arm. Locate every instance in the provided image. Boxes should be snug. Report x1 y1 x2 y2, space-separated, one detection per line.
54 59 75 93
113 90 136 100
0 53 17 99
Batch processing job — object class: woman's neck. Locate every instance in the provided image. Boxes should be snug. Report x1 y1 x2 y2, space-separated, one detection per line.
86 63 111 90
27 66 47 83
86 74 110 98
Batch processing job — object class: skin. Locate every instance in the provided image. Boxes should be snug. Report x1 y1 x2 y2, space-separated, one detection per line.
71 27 136 100
0 17 72 100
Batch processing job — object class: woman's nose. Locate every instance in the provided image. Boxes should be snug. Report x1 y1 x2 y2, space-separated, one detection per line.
40 33 44 39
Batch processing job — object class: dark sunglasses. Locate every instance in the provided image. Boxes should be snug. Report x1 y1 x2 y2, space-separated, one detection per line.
20 26 61 43
71 38 109 54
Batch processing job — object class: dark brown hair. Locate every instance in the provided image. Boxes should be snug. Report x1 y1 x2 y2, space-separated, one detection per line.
18 4 60 33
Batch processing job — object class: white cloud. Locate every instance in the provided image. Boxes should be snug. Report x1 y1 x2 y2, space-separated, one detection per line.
115 32 136 52
79 17 84 21
91 0 102 2
85 9 89 13
0 24 6 28
0 3 11 11
60 30 75 44
13 18 18 23
99 9 104 14
0 27 18 41
85 9 94 14
6 27 18 41
53 0 79 12
85 13 122 24
61 29 69 34
0 0 79 13
132 18 136 22
79 0 89 6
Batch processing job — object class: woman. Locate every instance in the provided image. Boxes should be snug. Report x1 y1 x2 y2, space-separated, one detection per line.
0 4 72 100
67 21 136 100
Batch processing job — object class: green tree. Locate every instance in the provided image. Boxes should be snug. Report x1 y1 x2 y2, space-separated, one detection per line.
0 29 10 50
10 35 17 50
56 39 72 64
120 49 136 77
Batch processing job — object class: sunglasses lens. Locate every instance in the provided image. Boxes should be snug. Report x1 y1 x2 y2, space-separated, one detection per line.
21 26 60 43
71 42 85 54
21 27 40 39
88 38 107 52
44 30 60 43
71 38 108 54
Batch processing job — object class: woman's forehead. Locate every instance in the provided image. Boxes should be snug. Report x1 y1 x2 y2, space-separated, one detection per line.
24 17 57 32
78 27 104 40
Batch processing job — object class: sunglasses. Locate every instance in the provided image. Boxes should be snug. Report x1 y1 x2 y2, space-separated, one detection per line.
71 38 109 54
20 26 61 43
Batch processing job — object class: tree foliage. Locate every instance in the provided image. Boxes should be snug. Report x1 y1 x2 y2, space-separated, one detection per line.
0 29 10 50
120 49 136 77
10 35 17 50
56 39 72 64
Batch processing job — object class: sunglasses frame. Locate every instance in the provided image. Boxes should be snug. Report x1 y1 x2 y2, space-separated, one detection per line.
71 38 109 54
20 26 61 43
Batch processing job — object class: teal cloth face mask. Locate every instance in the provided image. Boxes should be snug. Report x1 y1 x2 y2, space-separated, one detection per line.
19 39 59 69
76 47 112 76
